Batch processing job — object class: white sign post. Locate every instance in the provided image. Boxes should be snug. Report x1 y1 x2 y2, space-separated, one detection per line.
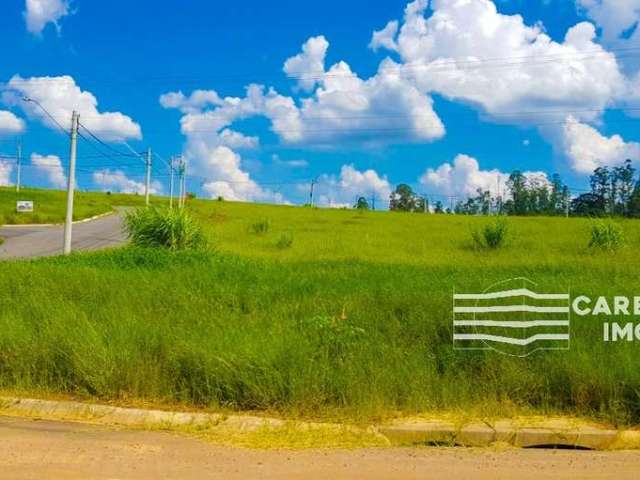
16 201 34 213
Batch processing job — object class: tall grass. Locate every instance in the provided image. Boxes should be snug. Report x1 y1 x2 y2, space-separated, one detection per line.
589 220 624 251
124 208 207 250
471 218 510 249
1 202 640 423
250 218 271 235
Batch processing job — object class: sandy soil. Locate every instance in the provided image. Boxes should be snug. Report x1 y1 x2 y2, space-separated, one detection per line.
1 416 639 480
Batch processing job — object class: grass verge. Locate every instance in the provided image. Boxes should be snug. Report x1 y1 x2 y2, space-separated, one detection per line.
0 201 639 426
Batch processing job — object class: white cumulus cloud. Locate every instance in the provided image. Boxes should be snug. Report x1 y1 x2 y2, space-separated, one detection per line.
280 38 445 145
31 153 66 188
370 20 399 52
313 165 391 208
374 0 624 124
576 0 640 45
93 169 161 195
24 0 71 35
0 161 13 187
562 116 640 173
283 36 329 92
3 75 142 143
159 90 224 114
0 111 25 136
420 154 548 199
161 85 289 202
420 154 509 198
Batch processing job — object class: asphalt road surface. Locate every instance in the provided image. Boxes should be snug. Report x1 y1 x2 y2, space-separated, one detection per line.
0 212 126 259
0 417 639 480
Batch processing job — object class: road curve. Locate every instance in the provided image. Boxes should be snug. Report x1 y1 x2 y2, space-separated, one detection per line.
0 211 126 260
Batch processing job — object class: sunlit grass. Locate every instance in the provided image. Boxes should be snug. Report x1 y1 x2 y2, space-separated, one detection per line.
0 186 158 224
1 196 640 424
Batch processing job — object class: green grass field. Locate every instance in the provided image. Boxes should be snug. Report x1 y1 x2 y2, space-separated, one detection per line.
1 193 640 424
0 187 153 225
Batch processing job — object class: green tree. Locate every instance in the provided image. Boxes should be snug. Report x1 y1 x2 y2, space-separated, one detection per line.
590 167 612 214
506 171 528 215
355 196 370 210
629 180 640 218
389 184 418 212
613 160 635 216
414 196 428 213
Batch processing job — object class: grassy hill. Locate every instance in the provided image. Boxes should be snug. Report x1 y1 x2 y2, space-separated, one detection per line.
0 187 153 224
1 198 639 424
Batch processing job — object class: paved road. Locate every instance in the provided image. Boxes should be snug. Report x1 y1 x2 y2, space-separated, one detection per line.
0 417 639 480
0 211 126 259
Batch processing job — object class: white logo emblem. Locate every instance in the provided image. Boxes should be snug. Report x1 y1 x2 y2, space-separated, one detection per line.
453 278 570 357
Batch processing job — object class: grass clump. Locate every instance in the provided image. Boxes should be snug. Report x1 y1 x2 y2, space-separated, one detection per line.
124 207 207 250
589 220 624 251
471 218 510 249
276 232 294 249
250 218 271 235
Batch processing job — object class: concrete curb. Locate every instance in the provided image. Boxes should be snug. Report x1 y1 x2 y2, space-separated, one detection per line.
0 397 283 431
379 418 640 450
1 397 638 450
2 210 116 229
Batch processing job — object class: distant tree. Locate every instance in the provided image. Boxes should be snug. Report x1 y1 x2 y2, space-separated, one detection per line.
629 180 640 218
590 167 612 214
506 171 528 216
434 200 445 214
613 160 635 216
389 184 419 212
355 196 370 210
414 196 428 213
571 193 606 217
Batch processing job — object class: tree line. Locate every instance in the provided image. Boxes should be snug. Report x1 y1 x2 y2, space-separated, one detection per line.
379 159 640 217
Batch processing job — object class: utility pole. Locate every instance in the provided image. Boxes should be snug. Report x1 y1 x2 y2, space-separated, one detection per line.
371 192 376 211
182 158 187 207
177 156 186 208
15 139 22 193
144 147 152 206
309 178 317 207
497 175 502 215
169 155 175 209
63 111 79 255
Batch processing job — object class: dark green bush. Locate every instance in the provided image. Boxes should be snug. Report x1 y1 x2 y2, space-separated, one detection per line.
250 218 270 235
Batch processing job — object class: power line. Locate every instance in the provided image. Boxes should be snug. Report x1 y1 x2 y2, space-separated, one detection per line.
25 106 640 139
8 46 640 87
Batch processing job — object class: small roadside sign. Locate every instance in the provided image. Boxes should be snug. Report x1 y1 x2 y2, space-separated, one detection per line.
16 201 34 213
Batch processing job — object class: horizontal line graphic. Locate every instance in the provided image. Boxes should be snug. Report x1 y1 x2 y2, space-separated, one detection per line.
454 305 569 314
454 320 569 328
453 333 570 346
454 289 569 301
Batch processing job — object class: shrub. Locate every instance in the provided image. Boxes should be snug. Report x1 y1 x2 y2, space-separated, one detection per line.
471 218 509 249
589 220 624 251
250 219 270 235
124 207 207 250
276 232 293 249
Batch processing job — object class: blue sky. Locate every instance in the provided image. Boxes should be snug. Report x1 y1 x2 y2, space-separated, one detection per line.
1 0 639 207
